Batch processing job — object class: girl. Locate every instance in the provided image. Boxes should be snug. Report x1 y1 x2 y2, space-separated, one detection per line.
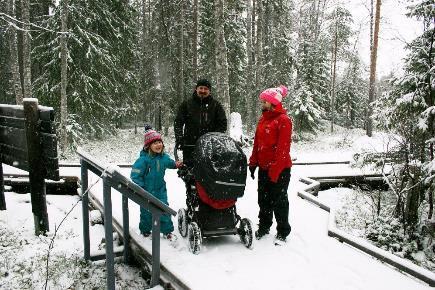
131 126 182 241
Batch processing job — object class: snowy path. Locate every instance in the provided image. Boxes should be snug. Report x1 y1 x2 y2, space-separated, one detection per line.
65 162 431 290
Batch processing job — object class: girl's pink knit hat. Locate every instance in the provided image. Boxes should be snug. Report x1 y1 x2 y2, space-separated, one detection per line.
259 85 288 106
144 124 162 147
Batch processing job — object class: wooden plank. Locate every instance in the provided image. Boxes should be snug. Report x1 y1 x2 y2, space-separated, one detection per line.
1 144 27 161
0 126 27 150
38 107 55 121
0 105 25 118
1 153 29 171
41 133 58 158
43 157 60 181
0 116 25 129
40 120 56 134
0 163 5 210
4 176 78 195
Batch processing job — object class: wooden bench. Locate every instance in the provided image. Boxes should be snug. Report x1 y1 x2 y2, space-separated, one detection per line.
0 98 59 235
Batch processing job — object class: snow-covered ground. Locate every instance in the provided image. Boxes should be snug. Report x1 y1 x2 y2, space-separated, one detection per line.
1 125 432 289
0 188 149 289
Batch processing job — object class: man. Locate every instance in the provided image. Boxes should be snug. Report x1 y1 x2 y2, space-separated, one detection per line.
174 79 227 166
248 85 293 246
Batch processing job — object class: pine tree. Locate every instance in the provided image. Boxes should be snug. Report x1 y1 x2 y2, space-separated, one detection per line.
262 0 294 88
327 6 353 131
198 0 215 80
291 1 330 134
336 54 367 128
290 81 323 138
225 0 247 122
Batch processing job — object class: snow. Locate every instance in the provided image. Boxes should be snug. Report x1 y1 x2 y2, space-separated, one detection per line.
1 126 433 289
229 112 243 143
0 191 148 289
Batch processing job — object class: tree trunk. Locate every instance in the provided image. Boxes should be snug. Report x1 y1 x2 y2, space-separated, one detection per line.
21 0 32 98
7 0 23 104
60 0 69 152
246 0 253 131
330 16 338 133
367 0 381 137
141 0 150 123
252 0 256 66
192 0 198 82
370 0 374 52
255 0 263 94
180 0 185 101
214 0 230 132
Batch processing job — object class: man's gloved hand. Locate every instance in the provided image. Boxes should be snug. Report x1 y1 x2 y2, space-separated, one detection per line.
249 165 257 180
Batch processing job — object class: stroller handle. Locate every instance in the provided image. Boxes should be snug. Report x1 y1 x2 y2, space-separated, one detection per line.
174 144 195 162
174 147 180 161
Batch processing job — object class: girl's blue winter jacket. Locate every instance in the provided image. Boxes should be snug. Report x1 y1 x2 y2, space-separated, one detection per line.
130 150 176 204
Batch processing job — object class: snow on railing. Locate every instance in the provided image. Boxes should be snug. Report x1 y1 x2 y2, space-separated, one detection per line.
297 177 435 287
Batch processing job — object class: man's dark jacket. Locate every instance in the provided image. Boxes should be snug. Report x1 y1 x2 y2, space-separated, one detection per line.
174 93 227 148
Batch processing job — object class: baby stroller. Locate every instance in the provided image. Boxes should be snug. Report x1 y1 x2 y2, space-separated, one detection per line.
175 132 254 254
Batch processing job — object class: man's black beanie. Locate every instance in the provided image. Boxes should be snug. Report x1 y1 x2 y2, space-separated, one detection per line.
196 79 212 90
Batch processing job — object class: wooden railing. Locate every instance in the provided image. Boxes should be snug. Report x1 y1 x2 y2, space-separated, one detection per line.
298 176 435 287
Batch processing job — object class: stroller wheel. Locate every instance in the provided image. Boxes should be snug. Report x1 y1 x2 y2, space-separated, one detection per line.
238 218 254 249
188 222 202 254
178 208 188 237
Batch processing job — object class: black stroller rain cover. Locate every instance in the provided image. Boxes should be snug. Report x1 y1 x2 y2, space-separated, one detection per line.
193 132 247 200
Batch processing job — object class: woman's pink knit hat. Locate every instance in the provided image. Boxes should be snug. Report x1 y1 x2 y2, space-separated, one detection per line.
259 85 288 106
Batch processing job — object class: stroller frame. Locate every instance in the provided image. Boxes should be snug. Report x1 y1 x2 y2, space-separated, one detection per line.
176 162 254 254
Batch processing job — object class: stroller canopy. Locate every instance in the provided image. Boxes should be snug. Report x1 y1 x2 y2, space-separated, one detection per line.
193 132 247 200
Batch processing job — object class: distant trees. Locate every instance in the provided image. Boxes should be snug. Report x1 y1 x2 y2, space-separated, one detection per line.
0 0 388 147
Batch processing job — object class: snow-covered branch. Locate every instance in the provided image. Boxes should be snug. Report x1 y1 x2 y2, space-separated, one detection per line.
0 12 66 34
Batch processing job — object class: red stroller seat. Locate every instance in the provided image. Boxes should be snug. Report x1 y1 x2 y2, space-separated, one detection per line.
196 181 236 209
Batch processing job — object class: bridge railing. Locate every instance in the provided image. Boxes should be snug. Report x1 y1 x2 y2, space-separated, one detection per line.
77 148 176 289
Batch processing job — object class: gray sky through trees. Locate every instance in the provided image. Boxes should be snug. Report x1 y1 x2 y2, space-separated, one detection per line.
345 0 423 77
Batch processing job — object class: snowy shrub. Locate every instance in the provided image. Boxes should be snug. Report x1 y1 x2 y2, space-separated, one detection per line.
366 216 405 252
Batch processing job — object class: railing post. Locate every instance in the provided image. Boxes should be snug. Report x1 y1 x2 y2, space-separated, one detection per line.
81 160 90 261
103 178 115 290
23 98 49 235
0 162 5 210
151 212 161 287
122 195 131 263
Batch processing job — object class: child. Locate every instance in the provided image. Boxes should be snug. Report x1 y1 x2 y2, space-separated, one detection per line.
130 126 182 241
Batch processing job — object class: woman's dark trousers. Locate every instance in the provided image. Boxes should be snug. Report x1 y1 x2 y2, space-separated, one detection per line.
257 168 291 238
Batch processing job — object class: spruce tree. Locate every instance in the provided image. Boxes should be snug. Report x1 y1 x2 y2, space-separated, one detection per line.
373 0 434 225
33 0 138 142
225 0 247 119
